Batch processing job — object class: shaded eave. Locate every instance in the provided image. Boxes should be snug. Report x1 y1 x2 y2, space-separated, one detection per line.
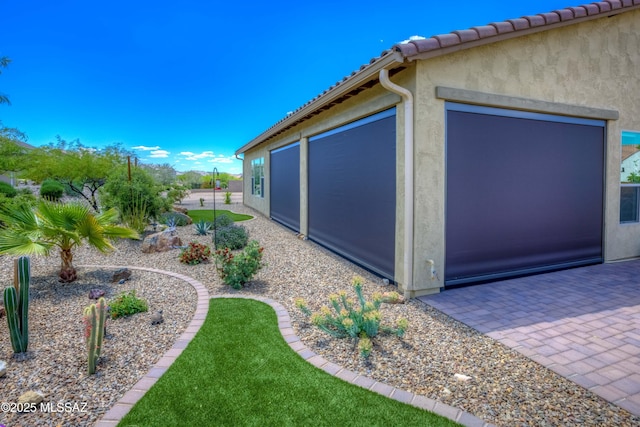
236 0 640 156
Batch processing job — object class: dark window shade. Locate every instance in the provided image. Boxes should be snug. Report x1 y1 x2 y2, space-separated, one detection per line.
446 109 604 285
620 186 639 223
308 114 396 279
270 143 300 231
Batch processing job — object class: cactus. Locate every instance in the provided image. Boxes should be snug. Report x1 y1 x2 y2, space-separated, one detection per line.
84 297 107 374
3 256 30 353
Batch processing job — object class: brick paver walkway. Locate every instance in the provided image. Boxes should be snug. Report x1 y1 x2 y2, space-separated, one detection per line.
419 260 640 416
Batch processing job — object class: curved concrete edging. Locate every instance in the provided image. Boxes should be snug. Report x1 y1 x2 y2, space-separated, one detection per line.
87 266 492 427
84 265 210 427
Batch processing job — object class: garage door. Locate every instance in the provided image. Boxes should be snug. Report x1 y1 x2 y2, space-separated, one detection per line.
308 108 396 279
446 103 604 286
270 142 300 231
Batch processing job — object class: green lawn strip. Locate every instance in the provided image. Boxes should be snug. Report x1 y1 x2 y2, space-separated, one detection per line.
118 299 460 427
187 209 253 223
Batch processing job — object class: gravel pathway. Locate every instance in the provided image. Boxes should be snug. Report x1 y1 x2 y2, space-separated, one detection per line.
1 202 639 426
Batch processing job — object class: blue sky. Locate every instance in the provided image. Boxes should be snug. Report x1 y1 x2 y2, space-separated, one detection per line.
1 0 578 173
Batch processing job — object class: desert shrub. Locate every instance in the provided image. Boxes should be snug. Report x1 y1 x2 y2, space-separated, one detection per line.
0 181 17 198
224 191 231 204
166 183 189 205
0 192 37 220
295 276 408 358
214 240 264 289
179 241 212 265
213 213 234 229
101 166 168 224
40 179 65 201
109 290 148 319
214 224 248 250
160 211 190 226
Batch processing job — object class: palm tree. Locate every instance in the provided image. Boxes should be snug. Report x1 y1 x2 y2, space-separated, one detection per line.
0 200 139 282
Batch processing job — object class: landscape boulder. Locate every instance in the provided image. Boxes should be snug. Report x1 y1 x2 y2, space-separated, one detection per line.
18 390 44 405
111 268 132 283
169 211 192 225
141 230 183 253
88 289 106 299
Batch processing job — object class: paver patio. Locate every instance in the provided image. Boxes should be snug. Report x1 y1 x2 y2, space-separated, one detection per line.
418 260 640 417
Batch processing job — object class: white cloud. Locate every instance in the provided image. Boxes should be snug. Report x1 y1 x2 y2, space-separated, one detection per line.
207 155 237 164
149 150 170 158
180 151 216 161
133 145 161 151
399 35 426 44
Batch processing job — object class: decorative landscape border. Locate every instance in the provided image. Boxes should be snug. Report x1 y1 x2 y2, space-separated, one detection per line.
84 265 491 427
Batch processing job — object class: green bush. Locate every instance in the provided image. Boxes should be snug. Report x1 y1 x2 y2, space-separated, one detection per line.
224 191 232 204
0 181 17 198
214 240 264 289
40 179 65 201
109 290 148 319
295 276 408 358
214 225 248 250
0 192 37 219
179 241 212 265
100 166 168 224
213 213 234 229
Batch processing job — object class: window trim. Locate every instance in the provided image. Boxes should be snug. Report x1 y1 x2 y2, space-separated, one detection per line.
251 157 264 198
620 130 640 223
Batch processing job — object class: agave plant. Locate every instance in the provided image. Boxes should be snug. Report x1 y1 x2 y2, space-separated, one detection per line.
0 200 139 282
193 219 211 236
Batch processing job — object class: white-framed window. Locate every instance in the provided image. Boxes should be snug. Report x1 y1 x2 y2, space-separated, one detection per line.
251 157 264 197
620 131 640 223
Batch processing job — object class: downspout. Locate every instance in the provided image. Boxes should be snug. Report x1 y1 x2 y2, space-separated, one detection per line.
379 69 414 300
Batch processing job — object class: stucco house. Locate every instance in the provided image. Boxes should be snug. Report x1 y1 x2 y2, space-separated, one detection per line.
236 1 640 296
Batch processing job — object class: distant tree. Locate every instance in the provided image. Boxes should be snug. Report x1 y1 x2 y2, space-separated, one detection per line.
0 122 29 181
202 171 233 189
141 163 177 187
24 137 131 212
177 170 204 189
0 56 11 105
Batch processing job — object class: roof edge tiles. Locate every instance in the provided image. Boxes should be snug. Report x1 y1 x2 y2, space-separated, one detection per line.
236 1 640 155
395 0 640 61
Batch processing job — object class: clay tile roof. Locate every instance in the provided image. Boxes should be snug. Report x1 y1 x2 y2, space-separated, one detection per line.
523 15 546 27
237 0 640 155
539 12 561 24
490 21 515 34
395 1 639 59
507 17 531 30
453 29 481 43
596 1 613 11
434 33 462 48
471 25 499 38
569 6 589 17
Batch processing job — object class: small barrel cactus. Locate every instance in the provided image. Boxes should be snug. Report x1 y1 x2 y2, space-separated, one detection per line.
3 256 30 354
84 297 107 374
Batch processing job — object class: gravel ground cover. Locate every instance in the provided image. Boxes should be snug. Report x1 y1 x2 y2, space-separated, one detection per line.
1 202 639 426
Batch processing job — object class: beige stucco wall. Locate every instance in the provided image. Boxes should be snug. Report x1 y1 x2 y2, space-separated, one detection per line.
408 9 640 295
